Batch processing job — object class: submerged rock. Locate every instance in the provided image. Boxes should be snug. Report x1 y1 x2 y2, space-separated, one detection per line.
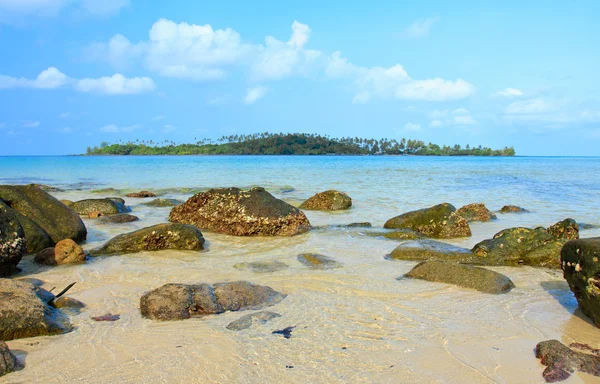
90 223 205 256
0 184 87 245
535 340 600 382
54 296 85 310
499 205 529 213
0 279 71 341
0 341 17 377
387 240 473 262
140 281 286 321
34 239 86 266
226 311 282 331
299 190 352 211
367 228 425 241
297 253 342 269
456 203 497 222
143 198 183 207
384 203 471 239
404 260 515 294
98 213 139 224
561 238 600 327
72 198 128 216
234 260 289 273
169 187 311 236
126 191 156 198
342 222 372 228
0 202 26 277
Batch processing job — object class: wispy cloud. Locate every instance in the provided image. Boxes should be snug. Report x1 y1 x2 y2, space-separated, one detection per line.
404 122 421 131
244 86 267 105
402 17 441 38
496 88 523 97
99 123 141 133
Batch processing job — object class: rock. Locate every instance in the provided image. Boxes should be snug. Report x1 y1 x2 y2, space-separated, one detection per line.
499 205 529 213
10 209 54 253
384 203 471 239
368 229 425 241
34 239 86 266
535 340 600 382
561 238 600 327
456 203 497 222
140 281 286 321
169 187 311 236
90 223 205 256
107 197 126 204
234 260 289 273
343 222 372 228
404 260 515 294
299 190 352 211
98 214 139 224
0 279 71 341
60 199 74 207
0 184 87 245
54 296 85 309
297 253 342 269
0 202 26 277
580 223 599 230
126 191 156 198
143 198 183 207
0 341 17 377
72 198 128 216
92 314 120 322
472 219 579 268
227 311 282 331
28 183 63 192
387 240 474 262
88 211 103 218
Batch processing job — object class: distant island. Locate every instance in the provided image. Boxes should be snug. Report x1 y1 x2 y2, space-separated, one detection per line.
86 133 516 156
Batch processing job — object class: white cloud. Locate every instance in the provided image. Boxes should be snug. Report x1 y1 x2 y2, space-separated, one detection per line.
501 98 597 126
402 17 440 38
505 98 552 114
23 121 40 128
59 112 70 119
352 91 371 104
404 122 421 131
429 108 477 126
496 87 523 97
0 67 69 89
76 74 155 94
244 86 267 105
100 123 141 133
430 119 443 127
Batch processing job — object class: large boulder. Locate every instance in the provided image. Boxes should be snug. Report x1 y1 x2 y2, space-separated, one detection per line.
140 281 286 321
387 240 474 262
299 190 352 211
535 340 600 382
561 238 600 327
10 210 53 253
169 187 311 236
71 198 128 216
0 202 26 277
0 279 71 341
0 185 87 245
90 223 205 256
456 203 497 222
472 219 579 268
383 203 471 238
34 239 86 266
0 341 17 377
404 261 515 294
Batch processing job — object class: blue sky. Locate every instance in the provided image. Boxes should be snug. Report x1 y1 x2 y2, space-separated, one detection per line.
0 0 598 155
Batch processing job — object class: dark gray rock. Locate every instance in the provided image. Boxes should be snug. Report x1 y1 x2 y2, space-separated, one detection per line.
98 213 139 224
72 198 128 215
0 341 17 377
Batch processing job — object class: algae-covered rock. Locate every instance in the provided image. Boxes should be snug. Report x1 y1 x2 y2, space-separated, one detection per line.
98 213 139 224
387 240 473 262
0 341 17 377
535 340 600 382
297 253 342 269
169 187 311 236
234 260 289 273
547 218 579 241
140 281 286 321
126 191 156 198
143 198 183 207
367 228 425 241
561 238 600 327
404 260 515 294
299 190 352 211
384 203 471 239
0 184 87 244
456 203 497 222
226 311 282 331
0 279 71 341
90 223 205 256
0 202 26 277
72 198 128 216
499 205 529 213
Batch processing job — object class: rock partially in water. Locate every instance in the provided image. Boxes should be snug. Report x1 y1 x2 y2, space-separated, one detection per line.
234 260 289 273
126 191 156 198
535 340 600 382
72 198 128 216
0 202 26 277
387 240 473 262
98 213 140 224
88 211 103 219
297 253 342 269
561 238 600 327
456 203 497 222
90 223 205 256
169 187 311 236
28 183 64 192
0 184 87 245
367 228 425 241
143 198 183 207
0 279 71 341
384 203 471 239
404 260 515 294
34 239 86 266
140 281 286 321
499 205 529 213
11 209 54 253
226 311 282 331
0 341 17 377
547 218 579 241
54 296 85 309
342 222 372 228
60 199 74 207
299 190 352 211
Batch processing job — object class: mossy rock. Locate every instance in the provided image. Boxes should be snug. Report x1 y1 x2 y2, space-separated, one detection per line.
72 198 128 215
384 203 471 239
299 190 352 211
143 198 183 207
456 203 497 222
367 228 425 241
297 253 342 269
0 341 17 377
499 205 529 213
387 240 473 262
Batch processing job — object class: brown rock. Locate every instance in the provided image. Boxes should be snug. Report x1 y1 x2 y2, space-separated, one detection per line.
0 341 17 377
456 203 497 222
499 205 529 213
299 190 352 211
535 340 600 382
88 211 103 218
34 239 85 265
126 191 156 198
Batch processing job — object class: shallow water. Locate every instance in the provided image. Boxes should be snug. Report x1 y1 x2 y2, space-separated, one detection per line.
1 156 600 383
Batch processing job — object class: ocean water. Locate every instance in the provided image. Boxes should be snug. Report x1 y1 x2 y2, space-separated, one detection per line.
1 155 600 383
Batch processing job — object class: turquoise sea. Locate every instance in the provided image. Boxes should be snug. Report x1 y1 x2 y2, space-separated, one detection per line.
1 155 600 383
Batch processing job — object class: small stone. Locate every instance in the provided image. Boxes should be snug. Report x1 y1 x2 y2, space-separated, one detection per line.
54 296 85 309
297 253 342 269
92 313 120 322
